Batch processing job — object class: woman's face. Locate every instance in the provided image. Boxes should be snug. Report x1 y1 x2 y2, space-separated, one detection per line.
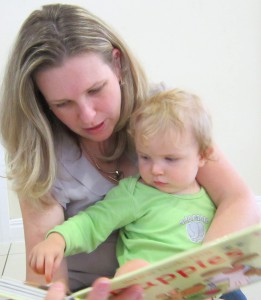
35 51 122 142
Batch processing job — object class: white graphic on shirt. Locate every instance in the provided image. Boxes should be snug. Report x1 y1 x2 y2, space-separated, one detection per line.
186 221 205 243
180 215 209 243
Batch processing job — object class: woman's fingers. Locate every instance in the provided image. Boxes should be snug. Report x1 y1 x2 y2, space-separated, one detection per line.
113 284 144 300
87 278 110 300
44 259 148 300
45 282 66 300
115 259 150 277
87 260 148 300
87 277 144 300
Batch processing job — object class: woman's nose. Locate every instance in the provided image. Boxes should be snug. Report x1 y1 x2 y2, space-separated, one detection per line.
78 100 96 122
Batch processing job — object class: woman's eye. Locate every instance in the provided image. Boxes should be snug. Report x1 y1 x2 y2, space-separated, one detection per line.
88 84 104 95
54 101 69 108
88 88 100 95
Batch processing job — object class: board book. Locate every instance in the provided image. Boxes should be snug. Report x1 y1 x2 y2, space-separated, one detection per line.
1 223 261 300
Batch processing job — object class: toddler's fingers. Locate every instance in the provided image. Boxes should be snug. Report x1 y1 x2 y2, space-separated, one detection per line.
28 250 38 270
28 252 35 270
52 254 64 274
44 253 63 283
30 253 45 275
45 256 56 283
34 254 45 274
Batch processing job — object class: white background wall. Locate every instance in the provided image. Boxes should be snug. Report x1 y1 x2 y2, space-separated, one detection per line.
0 0 260 240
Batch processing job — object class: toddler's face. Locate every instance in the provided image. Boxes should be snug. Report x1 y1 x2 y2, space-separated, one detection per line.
136 128 205 194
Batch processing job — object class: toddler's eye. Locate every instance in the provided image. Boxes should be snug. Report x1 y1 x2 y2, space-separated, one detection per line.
165 157 177 162
138 154 150 161
141 155 149 160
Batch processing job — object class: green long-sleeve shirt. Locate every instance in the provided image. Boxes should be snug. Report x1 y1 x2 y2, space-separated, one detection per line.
49 175 216 265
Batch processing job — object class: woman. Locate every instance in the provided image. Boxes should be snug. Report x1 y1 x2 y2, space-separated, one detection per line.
0 3 259 298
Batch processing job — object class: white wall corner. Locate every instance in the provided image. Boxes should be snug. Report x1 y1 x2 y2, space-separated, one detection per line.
0 171 11 243
256 195 261 209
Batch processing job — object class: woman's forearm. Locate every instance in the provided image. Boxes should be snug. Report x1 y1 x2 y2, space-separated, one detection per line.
197 145 260 242
204 192 260 242
19 196 69 287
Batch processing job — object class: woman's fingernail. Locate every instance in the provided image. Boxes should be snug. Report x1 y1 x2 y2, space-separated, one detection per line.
97 279 110 295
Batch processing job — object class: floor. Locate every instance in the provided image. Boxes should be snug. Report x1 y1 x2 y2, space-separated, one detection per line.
0 241 26 281
0 241 261 299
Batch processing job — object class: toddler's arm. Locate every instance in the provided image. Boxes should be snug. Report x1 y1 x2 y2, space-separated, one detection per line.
29 232 66 283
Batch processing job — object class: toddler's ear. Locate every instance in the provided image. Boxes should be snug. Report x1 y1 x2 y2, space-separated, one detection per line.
198 147 214 167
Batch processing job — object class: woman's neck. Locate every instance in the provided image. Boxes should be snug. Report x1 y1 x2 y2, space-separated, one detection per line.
80 136 138 179
80 136 116 158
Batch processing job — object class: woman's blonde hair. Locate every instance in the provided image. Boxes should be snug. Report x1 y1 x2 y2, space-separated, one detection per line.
130 89 213 158
0 4 148 202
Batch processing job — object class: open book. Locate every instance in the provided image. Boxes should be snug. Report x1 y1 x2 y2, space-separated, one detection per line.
1 223 261 300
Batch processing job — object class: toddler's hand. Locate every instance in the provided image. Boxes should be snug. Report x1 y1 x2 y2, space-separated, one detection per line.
29 232 65 283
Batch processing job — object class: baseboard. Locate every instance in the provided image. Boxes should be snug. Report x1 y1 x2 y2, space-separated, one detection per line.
9 218 24 242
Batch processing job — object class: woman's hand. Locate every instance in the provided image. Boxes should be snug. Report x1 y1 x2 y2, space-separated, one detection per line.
45 278 144 300
44 259 216 300
45 259 148 300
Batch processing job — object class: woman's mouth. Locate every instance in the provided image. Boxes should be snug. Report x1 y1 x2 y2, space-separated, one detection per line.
84 122 104 133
